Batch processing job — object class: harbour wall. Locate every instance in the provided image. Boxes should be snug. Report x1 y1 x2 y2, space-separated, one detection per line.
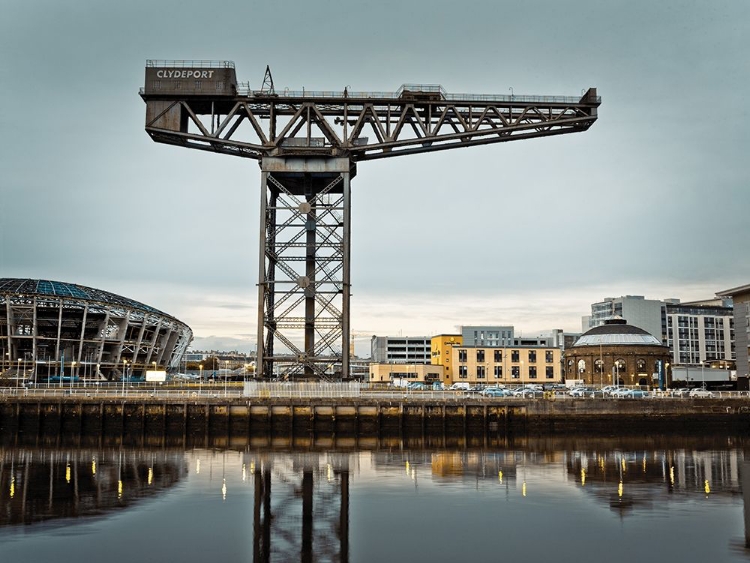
2 397 750 437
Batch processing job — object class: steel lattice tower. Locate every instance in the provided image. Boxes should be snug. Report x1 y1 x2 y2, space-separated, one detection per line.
141 61 600 379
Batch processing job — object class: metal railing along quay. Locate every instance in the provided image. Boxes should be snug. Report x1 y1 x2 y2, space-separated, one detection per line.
1 384 750 401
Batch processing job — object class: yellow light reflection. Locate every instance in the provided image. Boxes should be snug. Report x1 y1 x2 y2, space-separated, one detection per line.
222 478 227 500
411 468 416 480
92 458 97 476
405 461 410 476
618 481 623 498
704 480 710 494
327 463 333 483
498 470 503 484
621 458 626 472
66 464 71 483
642 457 647 473
670 466 675 486
242 463 247 482
118 480 123 499
196 459 201 475
522 481 527 497
581 468 586 487
9 477 15 499
148 467 153 486
250 461 255 474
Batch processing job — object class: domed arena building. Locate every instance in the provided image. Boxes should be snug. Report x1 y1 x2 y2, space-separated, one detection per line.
565 318 671 388
0 278 192 382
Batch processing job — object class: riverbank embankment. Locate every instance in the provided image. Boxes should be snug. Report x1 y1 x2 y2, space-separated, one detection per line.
2 395 749 436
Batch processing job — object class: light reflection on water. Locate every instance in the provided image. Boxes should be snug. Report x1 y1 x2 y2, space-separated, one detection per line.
0 434 749 562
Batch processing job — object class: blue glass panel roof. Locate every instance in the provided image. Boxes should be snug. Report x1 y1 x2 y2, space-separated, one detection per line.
0 278 170 318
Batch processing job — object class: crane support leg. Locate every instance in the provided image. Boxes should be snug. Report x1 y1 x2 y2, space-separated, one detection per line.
256 157 354 379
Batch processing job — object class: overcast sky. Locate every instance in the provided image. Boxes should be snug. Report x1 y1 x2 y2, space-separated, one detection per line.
1 0 748 354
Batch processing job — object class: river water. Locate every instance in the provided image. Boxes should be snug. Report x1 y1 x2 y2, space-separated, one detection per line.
1 433 749 563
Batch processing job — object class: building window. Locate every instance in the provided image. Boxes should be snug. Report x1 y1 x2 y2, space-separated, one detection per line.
595 359 604 374
511 366 520 379
614 359 626 381
477 350 485 363
546 366 554 379
216 81 225 90
637 359 646 372
529 366 537 379
546 350 554 363
528 350 537 363
458 349 467 362
153 81 161 90
195 80 202 89
458 365 468 378
511 350 519 362
494 350 502 362
494 365 503 378
477 366 486 379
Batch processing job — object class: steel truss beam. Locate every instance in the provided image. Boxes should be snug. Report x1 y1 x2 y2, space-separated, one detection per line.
142 88 599 161
142 71 599 380
256 158 352 379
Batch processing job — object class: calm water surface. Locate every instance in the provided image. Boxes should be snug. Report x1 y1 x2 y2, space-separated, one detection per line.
1 434 749 563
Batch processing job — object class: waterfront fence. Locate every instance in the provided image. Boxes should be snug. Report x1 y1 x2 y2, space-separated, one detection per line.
243 381 362 399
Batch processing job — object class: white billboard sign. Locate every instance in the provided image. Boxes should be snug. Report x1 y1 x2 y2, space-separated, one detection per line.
145 370 167 382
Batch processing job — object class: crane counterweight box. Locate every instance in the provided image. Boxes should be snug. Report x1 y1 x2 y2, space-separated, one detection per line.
144 60 237 96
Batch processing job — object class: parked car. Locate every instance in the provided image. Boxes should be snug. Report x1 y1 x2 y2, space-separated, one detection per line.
689 388 714 398
621 389 650 399
610 388 631 398
481 387 510 397
569 387 594 397
669 388 690 398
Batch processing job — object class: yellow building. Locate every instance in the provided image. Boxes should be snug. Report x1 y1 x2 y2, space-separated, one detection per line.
450 345 562 385
368 363 444 384
430 334 463 384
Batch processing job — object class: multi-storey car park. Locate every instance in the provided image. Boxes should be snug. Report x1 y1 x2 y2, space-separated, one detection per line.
0 278 192 382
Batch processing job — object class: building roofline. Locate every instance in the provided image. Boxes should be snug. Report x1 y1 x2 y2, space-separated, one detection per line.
717 283 750 297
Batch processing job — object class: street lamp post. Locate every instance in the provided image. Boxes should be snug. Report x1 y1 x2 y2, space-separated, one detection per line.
224 360 229 397
17 359 21 386
122 359 127 397
199 364 203 396
71 361 76 391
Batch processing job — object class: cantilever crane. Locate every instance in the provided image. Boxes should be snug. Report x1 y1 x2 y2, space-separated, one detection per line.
141 61 600 379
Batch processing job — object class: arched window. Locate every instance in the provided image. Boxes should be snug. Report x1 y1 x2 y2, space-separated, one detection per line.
595 359 604 373
637 359 646 373
577 359 586 374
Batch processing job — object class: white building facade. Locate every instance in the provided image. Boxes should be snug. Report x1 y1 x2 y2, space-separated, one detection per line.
666 299 734 366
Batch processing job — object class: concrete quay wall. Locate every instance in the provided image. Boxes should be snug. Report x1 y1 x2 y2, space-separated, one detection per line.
1 396 750 436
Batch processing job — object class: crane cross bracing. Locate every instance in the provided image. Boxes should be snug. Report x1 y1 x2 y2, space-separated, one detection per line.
141 60 600 379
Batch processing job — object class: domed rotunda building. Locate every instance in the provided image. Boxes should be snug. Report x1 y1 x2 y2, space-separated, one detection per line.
565 318 671 388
